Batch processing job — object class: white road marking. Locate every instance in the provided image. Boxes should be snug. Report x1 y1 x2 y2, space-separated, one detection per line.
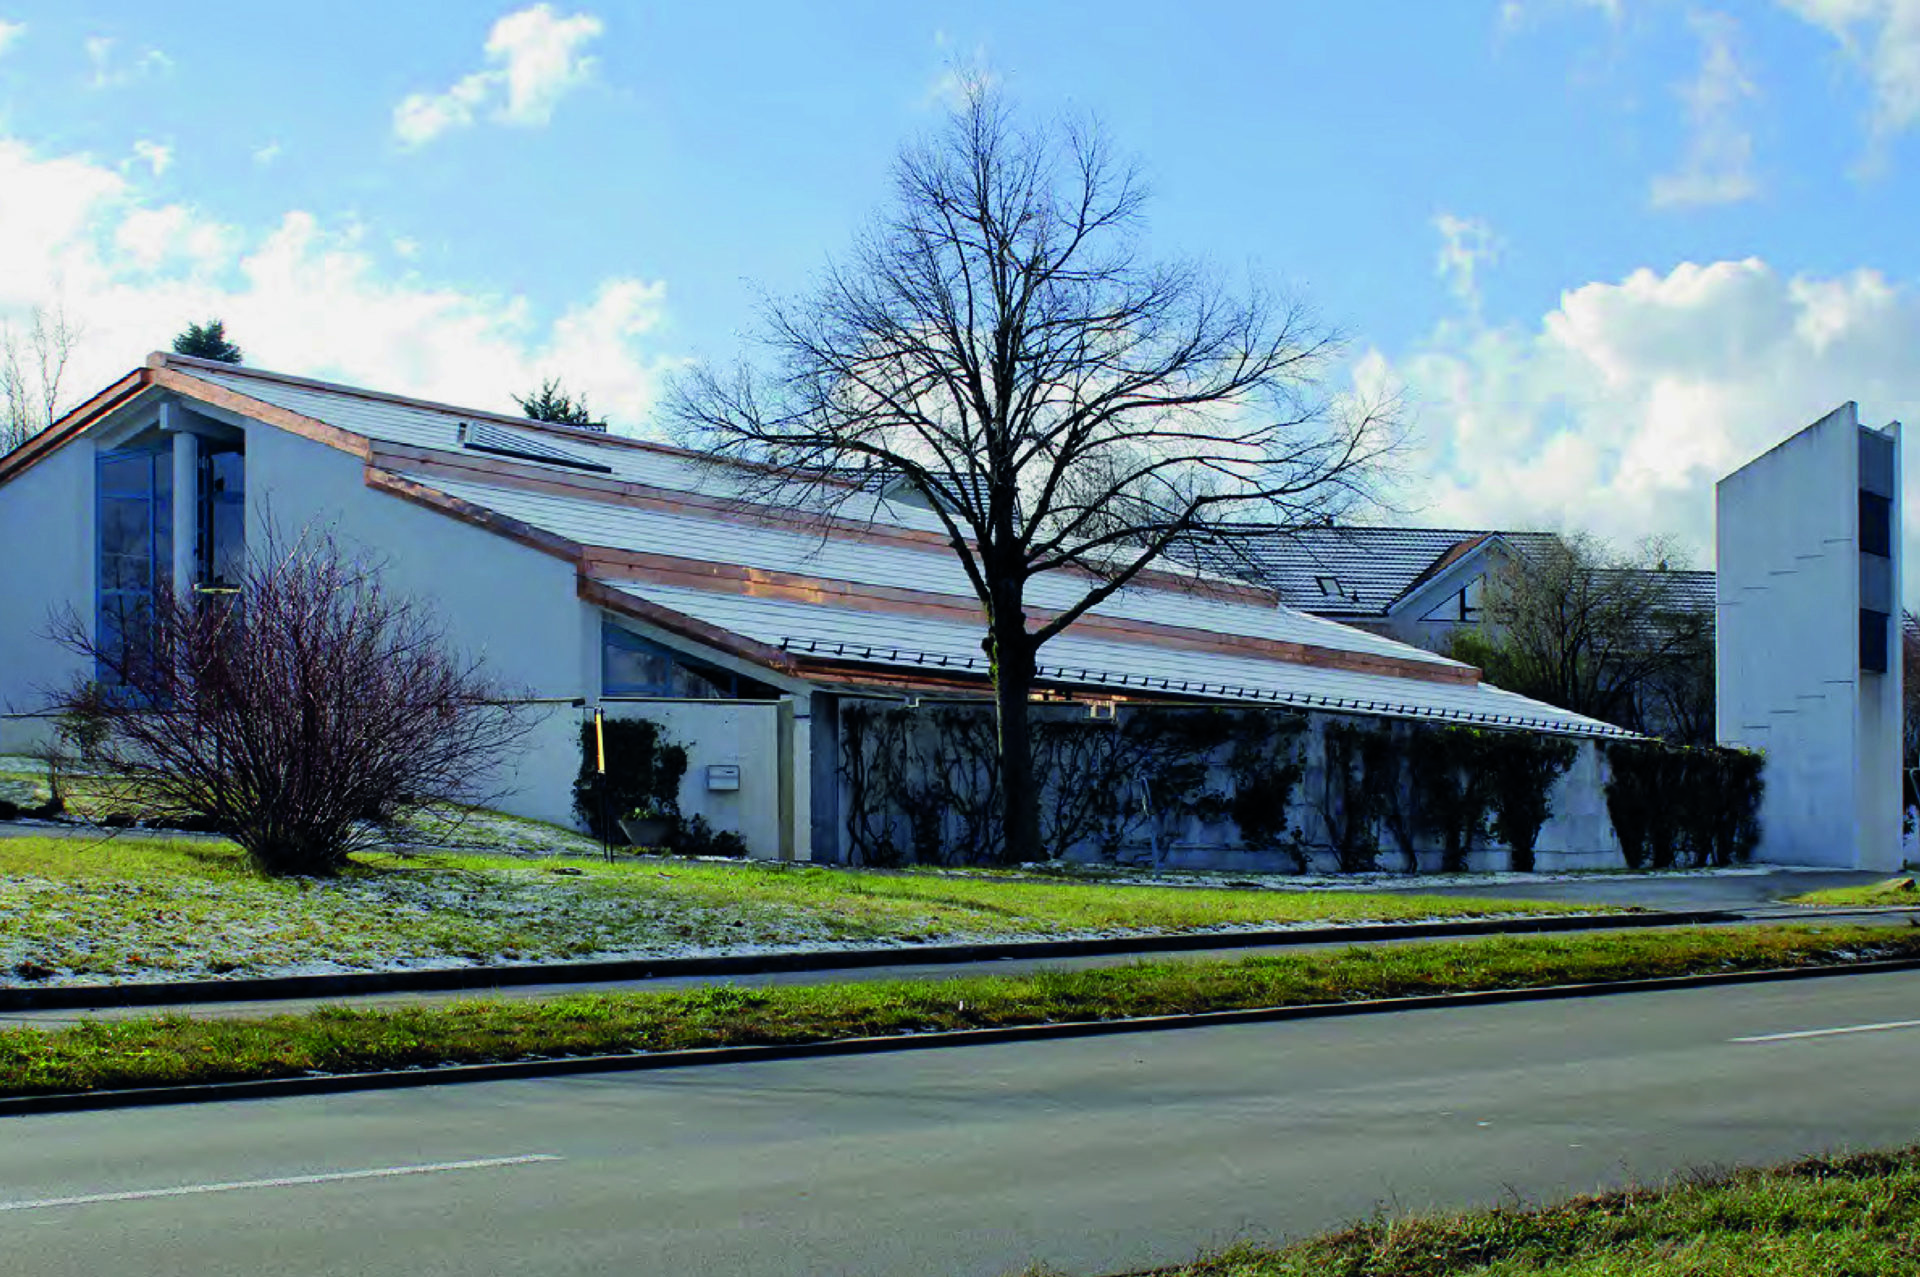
1733 1019 1920 1044
0 1154 563 1213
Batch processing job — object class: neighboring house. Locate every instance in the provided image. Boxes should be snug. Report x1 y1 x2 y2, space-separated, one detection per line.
0 355 1636 865
1180 525 1715 653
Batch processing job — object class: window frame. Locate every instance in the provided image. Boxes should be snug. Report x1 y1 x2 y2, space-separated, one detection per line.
601 621 740 699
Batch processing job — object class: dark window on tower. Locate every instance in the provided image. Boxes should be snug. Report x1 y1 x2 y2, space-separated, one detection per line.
1862 608 1890 674
1860 490 1892 558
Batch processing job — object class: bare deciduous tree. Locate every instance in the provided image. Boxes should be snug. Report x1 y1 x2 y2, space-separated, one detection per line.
1445 533 1714 741
672 85 1392 862
1 303 82 454
43 530 536 876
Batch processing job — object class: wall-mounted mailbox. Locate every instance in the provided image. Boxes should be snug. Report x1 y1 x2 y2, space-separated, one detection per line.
706 764 741 792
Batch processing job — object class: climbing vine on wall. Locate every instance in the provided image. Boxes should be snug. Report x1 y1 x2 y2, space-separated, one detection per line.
1481 732 1579 873
1313 720 1399 873
838 702 1308 866
1225 713 1310 868
1409 725 1491 873
836 699 1757 874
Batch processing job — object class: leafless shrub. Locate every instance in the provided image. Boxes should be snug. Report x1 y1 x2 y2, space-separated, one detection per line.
43 529 537 875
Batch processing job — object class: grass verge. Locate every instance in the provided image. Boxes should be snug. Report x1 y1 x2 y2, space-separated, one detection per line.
1787 876 1919 908
0 835 1591 982
1106 1144 1920 1276
1 925 1913 1099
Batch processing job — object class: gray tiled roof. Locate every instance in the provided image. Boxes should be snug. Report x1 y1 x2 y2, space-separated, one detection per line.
1184 526 1718 622
1180 526 1562 617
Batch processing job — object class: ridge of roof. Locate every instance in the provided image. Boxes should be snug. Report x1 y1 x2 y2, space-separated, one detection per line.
1394 531 1495 603
147 351 723 466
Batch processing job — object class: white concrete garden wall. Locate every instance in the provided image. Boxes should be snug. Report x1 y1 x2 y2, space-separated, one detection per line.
822 697 1626 871
603 699 784 858
0 443 96 753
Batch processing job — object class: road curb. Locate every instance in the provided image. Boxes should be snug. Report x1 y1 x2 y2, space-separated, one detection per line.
5 955 1917 1118
0 909 1732 1013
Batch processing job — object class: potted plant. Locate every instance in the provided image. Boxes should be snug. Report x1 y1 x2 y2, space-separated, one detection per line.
617 802 675 849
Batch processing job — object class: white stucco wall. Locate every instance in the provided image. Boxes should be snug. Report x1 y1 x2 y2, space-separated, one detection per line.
240 423 592 823
1717 403 1904 870
0 443 96 751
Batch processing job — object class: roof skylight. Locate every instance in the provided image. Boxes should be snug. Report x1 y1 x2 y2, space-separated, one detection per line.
458 421 612 474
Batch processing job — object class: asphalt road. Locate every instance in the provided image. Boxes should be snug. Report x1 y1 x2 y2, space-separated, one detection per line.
4 971 1920 1276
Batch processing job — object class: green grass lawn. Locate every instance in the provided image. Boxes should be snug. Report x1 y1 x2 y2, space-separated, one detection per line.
1107 1144 1920 1276
0 834 1592 983
0 754 606 856
1787 877 1920 908
1 925 1911 1098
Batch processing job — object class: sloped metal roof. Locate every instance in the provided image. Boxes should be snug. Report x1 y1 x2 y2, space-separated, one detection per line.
412 473 1464 672
604 582 1632 736
136 357 1637 737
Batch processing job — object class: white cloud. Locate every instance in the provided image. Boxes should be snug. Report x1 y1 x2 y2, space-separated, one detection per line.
1371 256 1920 588
393 4 604 147
84 35 171 89
130 139 172 178
1433 213 1502 316
252 141 282 167
1780 0 1920 153
0 132 681 431
1650 10 1760 207
0 19 25 57
1499 0 1622 31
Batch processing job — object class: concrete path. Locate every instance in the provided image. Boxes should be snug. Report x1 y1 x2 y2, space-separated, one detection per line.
2 970 1917 1276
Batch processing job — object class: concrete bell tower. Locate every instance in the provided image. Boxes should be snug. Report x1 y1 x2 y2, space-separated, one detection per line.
1716 403 1903 871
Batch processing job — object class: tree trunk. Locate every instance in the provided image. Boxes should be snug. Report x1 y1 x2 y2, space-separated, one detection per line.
991 632 1043 865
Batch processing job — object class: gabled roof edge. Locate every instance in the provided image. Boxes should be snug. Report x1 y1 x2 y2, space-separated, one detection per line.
0 368 151 487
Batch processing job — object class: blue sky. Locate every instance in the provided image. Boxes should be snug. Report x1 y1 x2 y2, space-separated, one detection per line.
2 0 1918 572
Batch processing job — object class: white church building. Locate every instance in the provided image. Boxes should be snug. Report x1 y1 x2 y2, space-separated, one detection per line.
0 353 1655 864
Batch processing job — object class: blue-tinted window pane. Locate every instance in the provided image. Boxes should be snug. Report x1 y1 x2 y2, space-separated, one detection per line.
198 448 245 589
96 444 169 684
602 624 732 698
98 452 150 495
101 497 148 554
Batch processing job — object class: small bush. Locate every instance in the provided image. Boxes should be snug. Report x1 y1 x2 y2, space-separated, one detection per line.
573 717 688 844
1605 740 1764 868
666 814 750 858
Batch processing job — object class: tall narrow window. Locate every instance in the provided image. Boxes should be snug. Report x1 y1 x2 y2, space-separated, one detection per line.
197 446 246 591
1862 608 1891 674
95 445 172 684
1859 491 1892 558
